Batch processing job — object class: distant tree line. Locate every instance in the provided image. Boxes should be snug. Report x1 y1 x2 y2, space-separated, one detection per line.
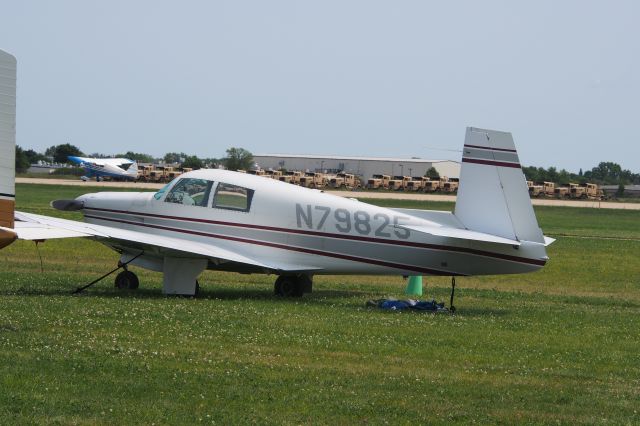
19 144 636 184
523 162 640 186
14 143 255 173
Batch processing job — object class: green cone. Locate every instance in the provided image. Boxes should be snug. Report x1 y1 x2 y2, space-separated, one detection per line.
405 275 423 296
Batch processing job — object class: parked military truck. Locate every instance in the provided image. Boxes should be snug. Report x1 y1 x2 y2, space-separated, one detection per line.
441 177 460 193
300 172 326 188
366 174 390 190
279 171 303 184
265 170 283 180
542 182 556 197
388 176 411 191
586 183 605 200
526 181 544 197
570 183 588 199
423 178 441 192
406 177 430 191
149 166 172 183
329 172 359 189
554 184 571 198
137 165 155 182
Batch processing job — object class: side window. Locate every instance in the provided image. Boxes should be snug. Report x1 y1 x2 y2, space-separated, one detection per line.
164 178 213 207
212 182 254 212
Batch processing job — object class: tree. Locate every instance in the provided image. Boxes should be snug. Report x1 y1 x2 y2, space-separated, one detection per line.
163 152 183 164
23 149 46 164
425 166 440 179
224 147 253 171
201 157 222 168
15 146 30 173
181 155 203 170
46 143 84 163
117 151 155 163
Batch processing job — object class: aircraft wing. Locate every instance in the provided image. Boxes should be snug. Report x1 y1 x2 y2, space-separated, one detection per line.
13 211 320 272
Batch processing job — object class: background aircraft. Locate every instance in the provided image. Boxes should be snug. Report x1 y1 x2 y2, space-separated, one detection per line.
67 155 138 181
0 49 553 300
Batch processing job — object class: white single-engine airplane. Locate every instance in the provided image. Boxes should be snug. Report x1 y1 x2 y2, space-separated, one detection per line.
0 49 553 299
67 155 138 182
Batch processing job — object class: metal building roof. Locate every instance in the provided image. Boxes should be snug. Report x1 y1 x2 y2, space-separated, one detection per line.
253 154 458 164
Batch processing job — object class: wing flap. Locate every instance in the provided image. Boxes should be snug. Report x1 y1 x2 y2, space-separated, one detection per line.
14 222 94 239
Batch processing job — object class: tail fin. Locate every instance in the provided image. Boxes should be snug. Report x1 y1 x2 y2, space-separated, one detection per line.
0 49 17 248
454 127 544 244
126 161 138 177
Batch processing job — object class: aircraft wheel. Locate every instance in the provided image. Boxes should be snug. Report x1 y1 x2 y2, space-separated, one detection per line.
274 276 303 297
115 270 139 290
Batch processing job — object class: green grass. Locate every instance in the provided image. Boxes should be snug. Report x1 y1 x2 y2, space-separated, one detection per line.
17 173 83 179
1 183 639 424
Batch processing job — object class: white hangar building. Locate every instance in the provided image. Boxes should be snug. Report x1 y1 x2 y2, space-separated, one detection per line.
252 154 461 180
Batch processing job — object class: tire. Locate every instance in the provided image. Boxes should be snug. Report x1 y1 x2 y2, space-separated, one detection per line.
274 276 304 297
115 270 139 290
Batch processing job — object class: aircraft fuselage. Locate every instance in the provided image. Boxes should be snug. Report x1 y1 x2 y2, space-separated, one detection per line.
76 169 548 277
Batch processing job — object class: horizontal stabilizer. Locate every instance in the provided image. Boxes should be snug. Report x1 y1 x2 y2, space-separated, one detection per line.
400 224 521 246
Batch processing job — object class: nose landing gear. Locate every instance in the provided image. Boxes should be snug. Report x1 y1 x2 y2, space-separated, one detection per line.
114 269 139 290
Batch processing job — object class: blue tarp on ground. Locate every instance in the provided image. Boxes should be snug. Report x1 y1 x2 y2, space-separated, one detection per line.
366 298 448 312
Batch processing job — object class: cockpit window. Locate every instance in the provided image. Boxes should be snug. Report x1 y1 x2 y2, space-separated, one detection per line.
153 182 172 200
164 178 214 207
212 182 254 212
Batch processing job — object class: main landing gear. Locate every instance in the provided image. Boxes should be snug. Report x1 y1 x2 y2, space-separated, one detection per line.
114 269 139 290
274 275 312 297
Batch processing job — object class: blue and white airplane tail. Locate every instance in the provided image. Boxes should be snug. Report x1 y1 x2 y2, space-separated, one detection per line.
454 127 548 245
126 162 138 178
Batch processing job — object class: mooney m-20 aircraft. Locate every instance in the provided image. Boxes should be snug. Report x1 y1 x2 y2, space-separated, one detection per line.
0 49 553 298
67 155 138 182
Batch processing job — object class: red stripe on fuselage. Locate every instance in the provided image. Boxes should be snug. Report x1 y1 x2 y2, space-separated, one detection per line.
461 157 522 169
463 144 518 153
84 214 459 276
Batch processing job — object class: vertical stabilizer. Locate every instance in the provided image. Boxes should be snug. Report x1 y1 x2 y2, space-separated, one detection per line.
0 49 17 248
454 127 544 244
126 161 139 178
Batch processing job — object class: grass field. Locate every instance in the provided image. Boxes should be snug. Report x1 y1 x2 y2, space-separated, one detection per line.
1 184 639 424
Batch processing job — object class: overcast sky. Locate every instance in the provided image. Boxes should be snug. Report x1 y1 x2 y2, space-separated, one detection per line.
1 1 638 172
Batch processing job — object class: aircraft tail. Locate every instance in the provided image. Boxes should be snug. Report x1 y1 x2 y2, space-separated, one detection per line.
454 127 545 244
0 49 17 248
126 161 139 177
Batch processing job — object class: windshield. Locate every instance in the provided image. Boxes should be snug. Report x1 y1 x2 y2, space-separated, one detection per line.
153 182 172 200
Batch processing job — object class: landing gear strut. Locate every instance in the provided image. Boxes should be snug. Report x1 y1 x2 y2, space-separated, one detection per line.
274 275 312 297
72 252 143 294
449 276 456 313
